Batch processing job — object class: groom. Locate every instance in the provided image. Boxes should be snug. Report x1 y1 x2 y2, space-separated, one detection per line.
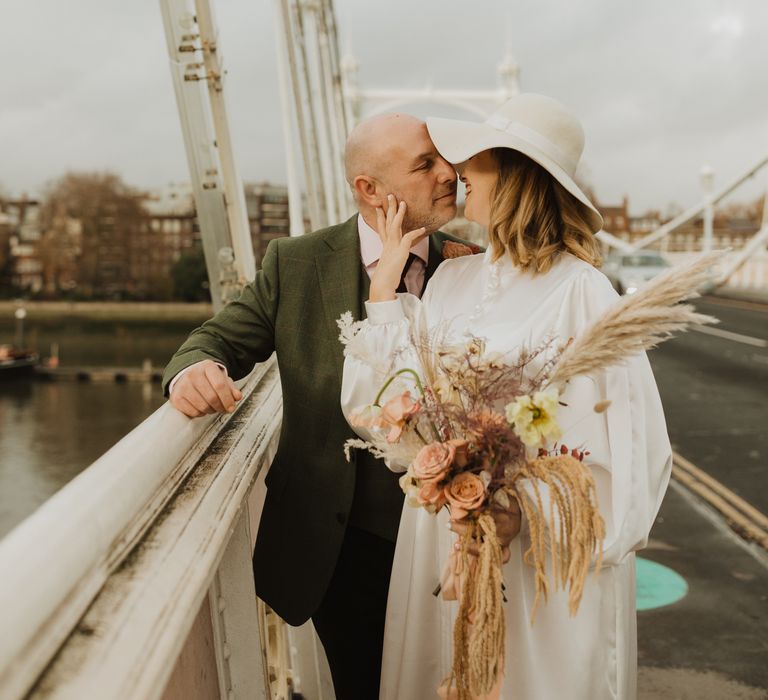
163 113 476 699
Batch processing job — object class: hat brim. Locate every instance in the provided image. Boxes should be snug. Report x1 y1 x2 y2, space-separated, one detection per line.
426 116 603 234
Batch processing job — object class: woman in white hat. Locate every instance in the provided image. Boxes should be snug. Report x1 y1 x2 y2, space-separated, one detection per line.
341 94 671 699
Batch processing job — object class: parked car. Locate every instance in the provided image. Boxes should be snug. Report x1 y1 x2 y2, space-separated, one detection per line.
602 252 670 295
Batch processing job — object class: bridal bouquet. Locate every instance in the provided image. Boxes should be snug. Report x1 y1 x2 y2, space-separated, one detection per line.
338 253 718 699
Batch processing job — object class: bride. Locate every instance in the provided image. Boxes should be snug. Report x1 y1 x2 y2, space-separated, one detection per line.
340 93 672 700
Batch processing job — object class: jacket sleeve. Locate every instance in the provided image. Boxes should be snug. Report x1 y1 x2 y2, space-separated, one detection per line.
162 238 281 395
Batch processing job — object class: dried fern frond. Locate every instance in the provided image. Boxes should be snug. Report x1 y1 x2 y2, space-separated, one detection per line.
511 454 606 620
547 251 722 388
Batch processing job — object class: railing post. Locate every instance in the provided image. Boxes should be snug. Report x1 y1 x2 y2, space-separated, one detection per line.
700 164 715 253
209 509 270 700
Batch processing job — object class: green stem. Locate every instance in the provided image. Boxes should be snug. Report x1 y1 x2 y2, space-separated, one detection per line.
373 368 426 406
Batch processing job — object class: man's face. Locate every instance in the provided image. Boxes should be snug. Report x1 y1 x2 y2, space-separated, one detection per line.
379 122 458 232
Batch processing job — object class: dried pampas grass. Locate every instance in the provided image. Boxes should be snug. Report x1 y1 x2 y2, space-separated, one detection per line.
547 251 722 389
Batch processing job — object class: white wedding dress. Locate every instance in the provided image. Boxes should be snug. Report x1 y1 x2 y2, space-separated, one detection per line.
340 249 672 700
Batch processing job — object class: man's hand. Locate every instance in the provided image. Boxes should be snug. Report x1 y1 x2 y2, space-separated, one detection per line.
449 500 522 564
169 360 243 418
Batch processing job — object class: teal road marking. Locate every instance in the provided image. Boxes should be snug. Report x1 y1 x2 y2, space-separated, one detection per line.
636 557 688 611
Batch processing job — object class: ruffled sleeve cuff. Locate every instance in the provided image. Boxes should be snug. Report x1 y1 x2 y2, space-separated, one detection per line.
364 297 406 325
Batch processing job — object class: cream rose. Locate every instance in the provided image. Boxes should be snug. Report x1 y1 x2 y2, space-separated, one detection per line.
398 470 421 508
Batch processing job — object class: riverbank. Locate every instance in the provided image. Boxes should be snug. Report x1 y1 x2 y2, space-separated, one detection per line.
0 301 214 323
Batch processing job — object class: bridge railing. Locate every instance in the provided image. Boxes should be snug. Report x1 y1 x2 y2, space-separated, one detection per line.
0 358 293 700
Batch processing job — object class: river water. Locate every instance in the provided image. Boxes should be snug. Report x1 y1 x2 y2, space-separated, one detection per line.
0 315 205 540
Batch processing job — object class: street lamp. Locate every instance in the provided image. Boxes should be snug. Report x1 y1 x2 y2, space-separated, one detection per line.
700 165 715 253
14 307 27 349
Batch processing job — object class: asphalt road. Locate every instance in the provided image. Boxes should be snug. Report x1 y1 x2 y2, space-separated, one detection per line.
648 295 768 514
638 485 768 697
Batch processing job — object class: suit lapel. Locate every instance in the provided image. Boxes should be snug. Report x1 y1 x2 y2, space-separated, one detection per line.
315 224 451 382
316 215 365 382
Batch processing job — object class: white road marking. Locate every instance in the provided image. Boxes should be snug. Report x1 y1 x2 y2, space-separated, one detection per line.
692 324 768 348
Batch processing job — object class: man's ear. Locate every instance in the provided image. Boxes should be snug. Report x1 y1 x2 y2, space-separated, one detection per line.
353 175 383 209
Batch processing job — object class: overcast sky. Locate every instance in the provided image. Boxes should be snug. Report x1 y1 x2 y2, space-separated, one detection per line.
1 0 766 214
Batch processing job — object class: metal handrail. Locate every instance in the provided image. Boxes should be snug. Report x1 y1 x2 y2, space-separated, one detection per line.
0 359 281 699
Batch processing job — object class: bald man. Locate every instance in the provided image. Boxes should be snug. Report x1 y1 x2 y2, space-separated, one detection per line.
162 114 476 699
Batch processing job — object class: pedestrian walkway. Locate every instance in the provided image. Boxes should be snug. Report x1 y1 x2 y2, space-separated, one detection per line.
637 481 768 699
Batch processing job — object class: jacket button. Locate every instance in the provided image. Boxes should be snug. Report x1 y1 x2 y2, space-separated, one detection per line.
336 512 346 525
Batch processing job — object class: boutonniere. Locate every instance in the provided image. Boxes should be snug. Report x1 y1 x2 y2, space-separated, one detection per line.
442 241 482 259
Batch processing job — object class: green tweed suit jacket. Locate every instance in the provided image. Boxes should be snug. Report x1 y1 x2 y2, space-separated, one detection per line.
162 214 477 625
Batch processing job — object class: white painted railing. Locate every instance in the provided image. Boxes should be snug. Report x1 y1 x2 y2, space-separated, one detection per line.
0 358 290 700
664 249 768 294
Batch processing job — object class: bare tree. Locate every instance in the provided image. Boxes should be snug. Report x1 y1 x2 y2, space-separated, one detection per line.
37 172 147 298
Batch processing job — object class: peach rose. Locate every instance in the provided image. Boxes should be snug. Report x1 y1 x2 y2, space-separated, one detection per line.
412 442 455 483
418 480 448 511
444 472 487 520
380 391 421 443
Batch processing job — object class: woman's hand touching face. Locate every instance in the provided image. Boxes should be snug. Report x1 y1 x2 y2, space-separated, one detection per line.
369 194 429 302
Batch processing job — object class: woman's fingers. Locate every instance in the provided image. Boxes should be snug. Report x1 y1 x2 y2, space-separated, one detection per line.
392 198 406 234
402 227 428 247
375 206 386 237
386 194 398 229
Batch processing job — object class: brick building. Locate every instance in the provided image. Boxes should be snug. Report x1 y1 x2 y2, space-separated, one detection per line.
597 196 760 252
597 196 631 235
0 196 44 293
0 182 290 300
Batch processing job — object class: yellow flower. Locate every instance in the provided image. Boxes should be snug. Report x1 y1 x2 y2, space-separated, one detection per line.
505 389 562 447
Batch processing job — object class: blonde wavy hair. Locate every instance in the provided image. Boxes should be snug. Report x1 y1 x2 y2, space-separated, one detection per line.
487 148 602 273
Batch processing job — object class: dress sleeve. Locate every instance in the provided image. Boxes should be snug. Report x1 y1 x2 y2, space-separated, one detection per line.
340 292 429 470
522 271 672 567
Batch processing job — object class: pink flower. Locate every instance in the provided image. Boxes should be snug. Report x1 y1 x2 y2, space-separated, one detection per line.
444 472 487 520
412 442 456 483
380 391 421 443
418 480 448 510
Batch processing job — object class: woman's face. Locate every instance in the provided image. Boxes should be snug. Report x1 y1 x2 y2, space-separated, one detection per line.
457 150 498 227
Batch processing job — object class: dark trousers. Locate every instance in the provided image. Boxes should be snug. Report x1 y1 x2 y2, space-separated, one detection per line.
311 526 396 700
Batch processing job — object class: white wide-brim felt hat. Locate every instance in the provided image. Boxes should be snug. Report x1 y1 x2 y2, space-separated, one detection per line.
426 93 604 233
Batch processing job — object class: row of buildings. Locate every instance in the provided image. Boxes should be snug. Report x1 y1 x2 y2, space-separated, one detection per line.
598 196 762 252
0 186 762 300
0 182 293 300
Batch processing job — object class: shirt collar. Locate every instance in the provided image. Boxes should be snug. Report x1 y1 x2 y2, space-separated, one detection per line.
357 213 430 267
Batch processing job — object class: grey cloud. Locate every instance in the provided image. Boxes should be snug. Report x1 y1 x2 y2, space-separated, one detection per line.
1 0 766 214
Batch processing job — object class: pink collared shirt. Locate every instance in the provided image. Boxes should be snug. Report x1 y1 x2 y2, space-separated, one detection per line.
358 214 429 297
